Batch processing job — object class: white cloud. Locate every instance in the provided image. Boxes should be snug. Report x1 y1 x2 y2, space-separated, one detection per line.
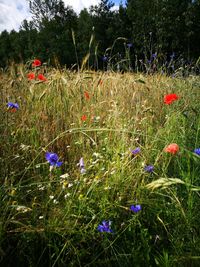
63 0 100 13
111 5 119 12
0 0 30 32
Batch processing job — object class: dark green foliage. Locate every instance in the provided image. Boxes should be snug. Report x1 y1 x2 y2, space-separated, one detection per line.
0 0 200 69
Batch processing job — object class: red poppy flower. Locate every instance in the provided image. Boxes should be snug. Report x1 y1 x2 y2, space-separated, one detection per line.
81 115 87 121
37 74 47 81
98 79 103 86
164 143 179 154
27 72 35 80
164 94 179 104
32 59 41 67
84 91 90 100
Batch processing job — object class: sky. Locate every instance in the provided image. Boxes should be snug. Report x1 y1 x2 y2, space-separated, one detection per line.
0 0 125 33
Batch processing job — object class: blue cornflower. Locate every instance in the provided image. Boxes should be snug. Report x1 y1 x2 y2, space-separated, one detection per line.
194 148 200 156
79 157 84 168
45 152 62 167
144 165 154 173
127 43 133 48
7 102 19 110
102 56 108 62
130 204 142 213
97 220 113 233
151 53 157 60
131 147 141 155
79 157 86 174
170 52 175 59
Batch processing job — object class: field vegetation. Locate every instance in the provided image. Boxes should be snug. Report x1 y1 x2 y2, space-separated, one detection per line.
1 62 200 266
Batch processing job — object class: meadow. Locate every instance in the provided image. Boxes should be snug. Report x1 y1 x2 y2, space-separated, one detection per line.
1 62 200 266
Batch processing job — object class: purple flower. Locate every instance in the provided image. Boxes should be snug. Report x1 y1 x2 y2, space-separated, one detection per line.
144 165 154 173
130 204 141 213
79 157 86 174
131 147 141 155
79 157 85 168
45 152 62 167
97 220 113 233
7 102 19 110
102 56 108 62
127 43 133 48
151 53 157 59
194 148 200 156
170 52 175 59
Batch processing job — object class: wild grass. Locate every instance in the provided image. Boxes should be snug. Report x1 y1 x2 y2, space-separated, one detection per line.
1 65 200 266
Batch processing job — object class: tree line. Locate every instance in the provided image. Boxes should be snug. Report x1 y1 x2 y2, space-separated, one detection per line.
0 0 200 71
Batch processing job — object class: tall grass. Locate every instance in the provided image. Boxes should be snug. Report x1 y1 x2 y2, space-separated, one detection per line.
1 65 200 266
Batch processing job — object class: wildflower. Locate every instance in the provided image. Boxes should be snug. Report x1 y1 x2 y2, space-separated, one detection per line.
170 52 175 59
62 181 68 189
60 173 70 179
144 165 154 173
38 184 45 191
27 72 35 80
194 148 200 156
79 157 86 174
81 115 87 121
7 102 19 112
32 59 41 67
97 220 113 233
79 157 84 168
78 194 84 200
64 193 71 199
104 186 112 190
164 143 179 155
102 56 108 62
151 53 157 59
164 94 179 105
45 152 62 167
84 91 90 100
37 74 47 81
130 204 141 213
127 43 133 48
131 147 141 155
16 205 32 213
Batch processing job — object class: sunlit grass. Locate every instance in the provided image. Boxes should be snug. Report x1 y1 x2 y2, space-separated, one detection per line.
1 65 200 266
